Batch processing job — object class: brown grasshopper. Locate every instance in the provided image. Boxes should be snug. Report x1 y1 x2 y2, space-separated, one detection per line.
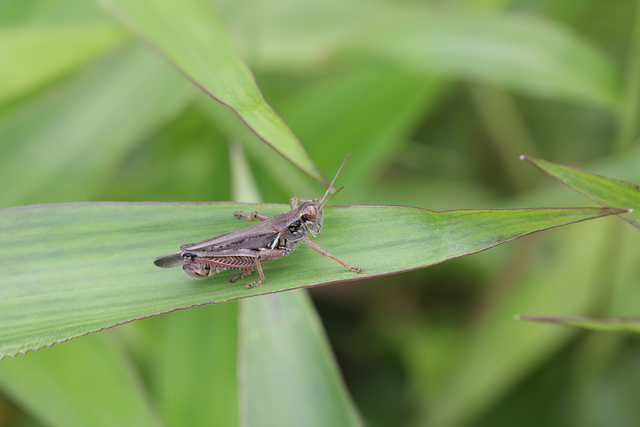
153 156 364 287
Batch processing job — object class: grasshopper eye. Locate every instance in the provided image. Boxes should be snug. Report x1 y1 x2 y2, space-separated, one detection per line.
302 205 318 222
182 252 197 262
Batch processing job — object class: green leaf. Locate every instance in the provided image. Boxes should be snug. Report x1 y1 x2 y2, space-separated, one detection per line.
522 156 640 229
0 333 161 427
0 43 195 207
240 291 362 426
0 25 125 105
515 315 640 333
0 202 624 358
225 1 617 108
0 0 112 27
340 14 620 109
97 0 325 184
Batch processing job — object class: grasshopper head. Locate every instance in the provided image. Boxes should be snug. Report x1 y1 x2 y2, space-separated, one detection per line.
299 201 324 237
302 155 349 237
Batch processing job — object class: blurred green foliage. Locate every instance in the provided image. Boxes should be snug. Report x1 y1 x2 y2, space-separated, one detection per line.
1 0 640 426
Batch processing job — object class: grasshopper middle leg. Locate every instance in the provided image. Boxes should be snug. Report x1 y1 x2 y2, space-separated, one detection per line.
245 257 266 288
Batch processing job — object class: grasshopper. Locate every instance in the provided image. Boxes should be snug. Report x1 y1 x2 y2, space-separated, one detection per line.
153 156 364 287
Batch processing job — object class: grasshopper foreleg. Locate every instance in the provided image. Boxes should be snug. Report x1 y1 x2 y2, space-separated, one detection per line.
301 236 364 274
289 197 314 210
234 211 271 222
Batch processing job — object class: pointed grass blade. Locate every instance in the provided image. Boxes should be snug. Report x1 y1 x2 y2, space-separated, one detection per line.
0 202 625 358
515 315 640 333
522 156 640 229
97 0 324 184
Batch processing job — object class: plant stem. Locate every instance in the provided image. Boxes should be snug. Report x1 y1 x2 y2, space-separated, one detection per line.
468 83 539 191
616 0 640 152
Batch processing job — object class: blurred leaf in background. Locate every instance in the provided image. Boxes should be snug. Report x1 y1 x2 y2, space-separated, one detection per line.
1 0 640 426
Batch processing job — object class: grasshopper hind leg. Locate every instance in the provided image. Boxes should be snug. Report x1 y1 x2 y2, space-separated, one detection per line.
225 260 265 288
229 268 254 283
182 263 226 279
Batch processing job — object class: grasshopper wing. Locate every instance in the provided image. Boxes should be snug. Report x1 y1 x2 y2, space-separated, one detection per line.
181 219 279 251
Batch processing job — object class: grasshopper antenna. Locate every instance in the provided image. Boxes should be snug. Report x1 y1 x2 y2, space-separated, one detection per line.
320 155 349 204
321 186 344 209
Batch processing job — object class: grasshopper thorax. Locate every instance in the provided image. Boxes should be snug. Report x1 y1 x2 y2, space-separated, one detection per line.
282 200 324 241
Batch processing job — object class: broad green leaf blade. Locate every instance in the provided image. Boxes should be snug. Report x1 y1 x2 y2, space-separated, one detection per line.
240 291 362 427
0 333 161 427
97 0 325 185
0 202 624 359
340 14 619 109
522 156 640 229
0 43 194 207
0 25 125 105
515 315 640 333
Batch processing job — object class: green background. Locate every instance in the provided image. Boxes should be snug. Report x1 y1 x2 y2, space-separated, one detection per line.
1 0 640 426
